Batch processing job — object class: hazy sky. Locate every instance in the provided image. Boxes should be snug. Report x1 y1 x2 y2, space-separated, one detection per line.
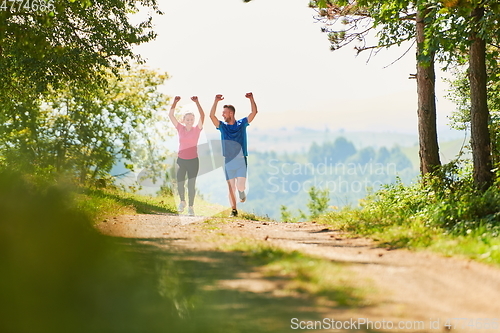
134 0 459 136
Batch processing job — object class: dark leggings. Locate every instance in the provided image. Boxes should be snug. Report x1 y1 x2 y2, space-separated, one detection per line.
176 157 199 207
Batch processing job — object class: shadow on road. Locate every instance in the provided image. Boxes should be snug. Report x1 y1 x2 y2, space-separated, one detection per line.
117 238 380 333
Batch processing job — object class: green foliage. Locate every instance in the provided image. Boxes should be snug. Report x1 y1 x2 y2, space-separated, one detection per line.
0 0 166 184
446 53 500 166
3 170 302 332
239 211 268 221
0 170 181 333
280 204 299 223
319 162 500 263
307 186 330 219
158 183 174 197
278 186 330 222
0 0 161 96
0 65 172 184
76 187 177 222
355 162 500 235
310 0 415 53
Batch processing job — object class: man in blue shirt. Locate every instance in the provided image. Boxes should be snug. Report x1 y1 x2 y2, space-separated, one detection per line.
210 93 258 217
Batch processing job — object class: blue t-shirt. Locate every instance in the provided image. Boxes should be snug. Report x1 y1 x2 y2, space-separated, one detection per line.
217 117 249 159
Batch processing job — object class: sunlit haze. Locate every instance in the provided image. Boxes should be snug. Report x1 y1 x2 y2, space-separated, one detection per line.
134 0 461 138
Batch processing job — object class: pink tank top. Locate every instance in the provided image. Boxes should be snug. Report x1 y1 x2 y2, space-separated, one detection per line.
176 123 201 159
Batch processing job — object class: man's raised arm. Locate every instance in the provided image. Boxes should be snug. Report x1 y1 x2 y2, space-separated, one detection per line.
210 94 224 128
245 92 258 123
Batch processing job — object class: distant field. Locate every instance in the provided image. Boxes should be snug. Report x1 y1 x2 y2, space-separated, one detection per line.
400 137 470 169
241 128 468 166
115 128 468 203
245 128 419 153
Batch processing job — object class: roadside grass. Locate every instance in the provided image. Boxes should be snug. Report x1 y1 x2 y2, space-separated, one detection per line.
76 186 272 224
210 209 273 221
74 187 177 223
218 236 376 308
312 168 500 267
319 204 500 266
428 228 500 263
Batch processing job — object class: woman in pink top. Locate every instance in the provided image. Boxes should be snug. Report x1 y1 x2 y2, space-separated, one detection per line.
169 96 205 216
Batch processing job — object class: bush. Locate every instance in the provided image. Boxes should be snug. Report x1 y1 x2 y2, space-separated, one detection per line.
0 170 177 333
321 161 500 244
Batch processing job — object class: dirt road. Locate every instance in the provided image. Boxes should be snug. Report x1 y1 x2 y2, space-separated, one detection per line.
97 213 500 333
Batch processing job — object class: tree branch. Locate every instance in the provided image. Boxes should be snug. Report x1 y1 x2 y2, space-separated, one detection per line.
383 39 416 68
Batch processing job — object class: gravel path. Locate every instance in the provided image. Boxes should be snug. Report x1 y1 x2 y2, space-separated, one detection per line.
97 213 500 332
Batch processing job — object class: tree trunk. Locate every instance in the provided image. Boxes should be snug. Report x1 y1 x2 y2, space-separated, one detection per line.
416 7 441 175
469 6 493 190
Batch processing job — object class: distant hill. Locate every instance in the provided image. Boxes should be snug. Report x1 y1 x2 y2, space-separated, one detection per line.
244 128 419 153
400 137 470 170
111 128 470 217
236 127 466 155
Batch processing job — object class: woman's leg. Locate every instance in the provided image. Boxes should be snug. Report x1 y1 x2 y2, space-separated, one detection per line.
176 158 188 204
186 158 199 207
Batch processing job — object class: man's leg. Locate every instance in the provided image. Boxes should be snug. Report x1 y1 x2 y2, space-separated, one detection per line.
226 178 237 209
236 177 246 192
236 177 246 202
224 158 239 216
235 157 248 202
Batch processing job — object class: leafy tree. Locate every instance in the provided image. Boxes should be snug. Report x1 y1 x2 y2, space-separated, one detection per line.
332 136 357 160
389 146 413 170
447 55 500 168
0 0 162 174
309 0 499 187
308 0 442 175
466 3 498 188
244 0 499 188
415 1 441 175
0 0 161 92
2 65 172 184
308 141 323 164
375 146 391 163
432 0 500 188
468 6 493 188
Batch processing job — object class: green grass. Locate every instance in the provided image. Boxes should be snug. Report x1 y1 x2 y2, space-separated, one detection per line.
76 186 273 224
74 187 177 223
318 197 500 266
78 179 500 268
348 170 500 266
